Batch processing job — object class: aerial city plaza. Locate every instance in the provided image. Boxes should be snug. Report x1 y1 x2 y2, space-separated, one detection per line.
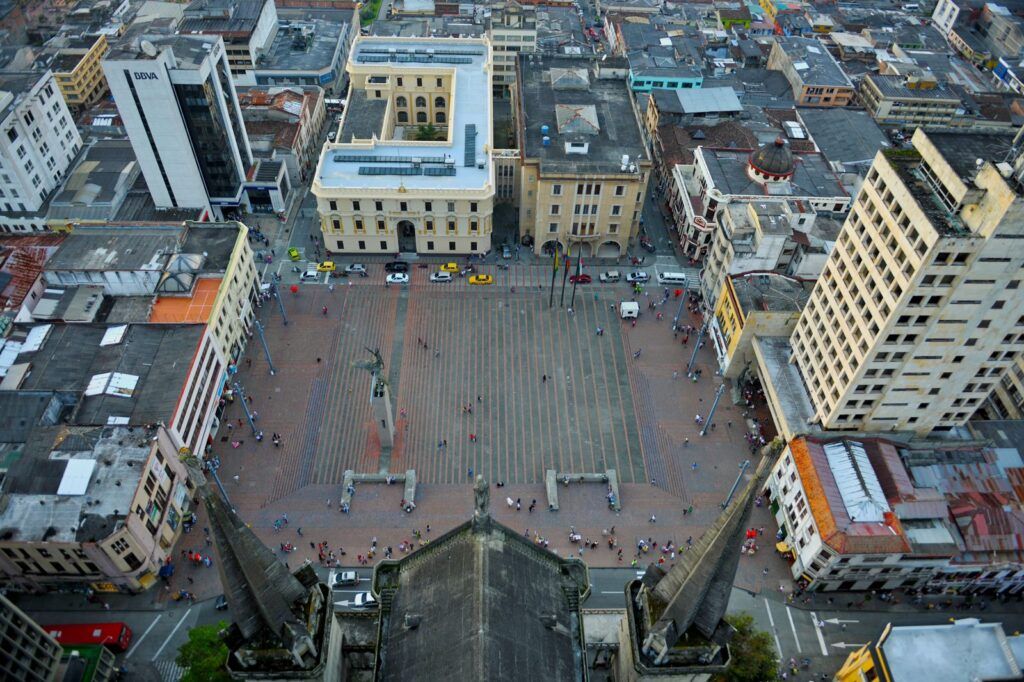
1 0 1024 680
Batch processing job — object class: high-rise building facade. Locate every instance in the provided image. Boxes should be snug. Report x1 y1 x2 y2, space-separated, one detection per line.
0 593 61 682
0 70 83 231
790 129 1024 434
102 35 253 220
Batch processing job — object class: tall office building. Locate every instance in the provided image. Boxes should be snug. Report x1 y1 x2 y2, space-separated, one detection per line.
0 69 83 232
790 128 1024 435
102 35 253 219
0 593 61 682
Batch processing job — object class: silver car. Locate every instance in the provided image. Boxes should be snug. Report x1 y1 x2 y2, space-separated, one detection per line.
625 271 649 283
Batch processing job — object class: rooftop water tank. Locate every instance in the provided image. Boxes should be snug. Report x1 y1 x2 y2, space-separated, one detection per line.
542 136 551 146
541 124 550 135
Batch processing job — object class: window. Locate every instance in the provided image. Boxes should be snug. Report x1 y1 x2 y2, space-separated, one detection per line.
470 202 478 212
449 241 456 251
435 96 446 108
397 77 404 87
353 200 360 211
6 128 16 143
417 77 423 88
470 218 478 232
332 219 340 230
447 219 456 232
396 96 408 107
416 112 427 123
447 201 456 212
425 201 432 212
355 219 364 232
427 240 434 250
358 240 366 250
550 205 560 215
400 201 408 212
377 219 385 232
552 184 563 195
548 222 558 233
398 111 409 123
609 223 619 233
329 200 337 211
415 96 427 107
615 185 625 196
611 205 622 216
426 220 434 232
375 201 383 211
380 240 388 250
436 78 443 87
436 112 446 124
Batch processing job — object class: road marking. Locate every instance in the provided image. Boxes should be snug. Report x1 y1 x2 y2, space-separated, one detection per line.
600 591 622 594
125 615 161 659
152 607 193 662
785 606 802 653
832 642 868 649
810 611 830 656
824 617 860 625
763 600 783 658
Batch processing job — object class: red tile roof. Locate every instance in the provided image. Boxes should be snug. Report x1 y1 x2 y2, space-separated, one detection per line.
0 234 65 310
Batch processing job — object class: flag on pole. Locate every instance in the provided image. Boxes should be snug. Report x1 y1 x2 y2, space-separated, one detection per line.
552 244 559 271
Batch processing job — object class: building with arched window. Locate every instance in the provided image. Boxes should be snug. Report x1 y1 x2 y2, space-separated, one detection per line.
313 37 495 255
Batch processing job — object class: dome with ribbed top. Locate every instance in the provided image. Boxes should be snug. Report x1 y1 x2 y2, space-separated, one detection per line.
749 137 794 179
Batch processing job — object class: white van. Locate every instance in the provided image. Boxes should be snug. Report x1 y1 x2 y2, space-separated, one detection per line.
657 271 687 286
619 301 639 319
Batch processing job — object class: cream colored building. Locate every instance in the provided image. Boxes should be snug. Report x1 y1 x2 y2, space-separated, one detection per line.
0 425 193 594
515 54 649 258
790 129 1024 434
313 37 496 255
487 1 537 97
49 35 110 112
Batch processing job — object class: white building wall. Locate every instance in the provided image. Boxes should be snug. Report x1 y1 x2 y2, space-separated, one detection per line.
0 71 82 214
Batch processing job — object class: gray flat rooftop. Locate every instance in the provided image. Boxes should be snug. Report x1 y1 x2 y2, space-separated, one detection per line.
13 323 204 427
882 620 1023 682
179 0 266 36
730 273 812 314
866 74 962 101
257 19 345 73
776 37 853 88
317 37 492 192
0 425 158 543
339 89 387 142
0 71 43 124
182 222 241 271
753 335 817 440
926 131 1016 181
519 54 647 174
700 148 847 200
797 108 889 166
107 34 220 68
51 139 137 209
537 6 590 54
46 225 183 272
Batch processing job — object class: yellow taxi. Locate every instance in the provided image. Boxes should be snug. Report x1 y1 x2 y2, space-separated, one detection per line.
469 274 493 285
316 261 336 272
441 262 460 273
288 247 300 261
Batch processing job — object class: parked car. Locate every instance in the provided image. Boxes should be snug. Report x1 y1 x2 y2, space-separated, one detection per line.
430 271 453 283
333 571 359 587
316 261 335 272
502 245 512 259
626 271 649 283
214 594 229 611
469 274 493 285
300 268 321 281
599 270 621 283
440 262 460 273
345 263 367 275
385 261 409 273
352 592 377 609
386 273 409 284
569 274 592 284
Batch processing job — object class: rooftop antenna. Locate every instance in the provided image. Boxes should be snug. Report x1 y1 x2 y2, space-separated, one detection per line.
140 40 158 57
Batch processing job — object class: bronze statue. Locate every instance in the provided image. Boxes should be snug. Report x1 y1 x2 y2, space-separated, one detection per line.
352 347 387 386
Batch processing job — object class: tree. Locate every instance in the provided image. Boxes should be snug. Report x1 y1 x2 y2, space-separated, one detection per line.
714 613 780 682
176 621 232 682
415 124 440 141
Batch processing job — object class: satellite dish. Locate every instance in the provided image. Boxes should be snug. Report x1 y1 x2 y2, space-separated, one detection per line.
140 40 158 57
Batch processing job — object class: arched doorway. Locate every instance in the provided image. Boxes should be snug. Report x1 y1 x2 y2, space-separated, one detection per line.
540 239 562 256
597 241 621 258
397 220 416 252
573 242 593 258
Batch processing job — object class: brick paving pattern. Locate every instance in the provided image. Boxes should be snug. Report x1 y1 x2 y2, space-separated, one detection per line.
197 266 774 592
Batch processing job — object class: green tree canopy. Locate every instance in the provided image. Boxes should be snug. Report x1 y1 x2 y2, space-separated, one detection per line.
714 612 780 682
176 620 231 682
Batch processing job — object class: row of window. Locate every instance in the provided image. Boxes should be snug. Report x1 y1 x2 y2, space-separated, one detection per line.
337 239 481 252
330 199 479 213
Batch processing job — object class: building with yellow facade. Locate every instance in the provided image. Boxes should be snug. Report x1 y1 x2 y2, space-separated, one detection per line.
515 53 649 258
48 35 109 112
313 36 496 255
710 272 811 379
835 620 1024 682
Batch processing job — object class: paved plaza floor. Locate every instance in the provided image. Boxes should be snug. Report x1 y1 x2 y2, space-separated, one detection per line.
210 267 776 582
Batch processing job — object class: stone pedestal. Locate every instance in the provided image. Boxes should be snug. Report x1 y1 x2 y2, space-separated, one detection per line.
372 376 395 448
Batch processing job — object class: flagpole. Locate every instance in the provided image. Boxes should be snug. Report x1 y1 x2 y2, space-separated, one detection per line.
559 242 571 307
549 241 558 308
569 250 581 308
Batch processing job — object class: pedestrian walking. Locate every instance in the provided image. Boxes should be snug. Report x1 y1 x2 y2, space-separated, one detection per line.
468 467 473 478
691 461 698 471
542 374 547 383
649 514 657 523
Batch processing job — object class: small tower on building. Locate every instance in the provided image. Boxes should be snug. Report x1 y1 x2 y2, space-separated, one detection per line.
615 458 769 681
203 484 342 680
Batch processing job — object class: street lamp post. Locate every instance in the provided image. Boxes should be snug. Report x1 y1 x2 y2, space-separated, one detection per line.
686 323 707 375
254 320 276 375
700 383 727 436
271 281 288 325
232 381 258 436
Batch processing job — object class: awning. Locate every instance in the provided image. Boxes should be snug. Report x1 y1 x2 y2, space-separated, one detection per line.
775 541 792 553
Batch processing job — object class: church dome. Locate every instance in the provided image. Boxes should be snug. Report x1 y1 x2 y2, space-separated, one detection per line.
749 138 794 179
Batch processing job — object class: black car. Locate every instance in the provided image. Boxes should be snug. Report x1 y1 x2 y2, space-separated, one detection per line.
215 594 228 611
384 261 409 273
640 237 656 253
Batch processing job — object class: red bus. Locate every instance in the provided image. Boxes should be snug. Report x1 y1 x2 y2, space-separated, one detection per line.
43 622 133 652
